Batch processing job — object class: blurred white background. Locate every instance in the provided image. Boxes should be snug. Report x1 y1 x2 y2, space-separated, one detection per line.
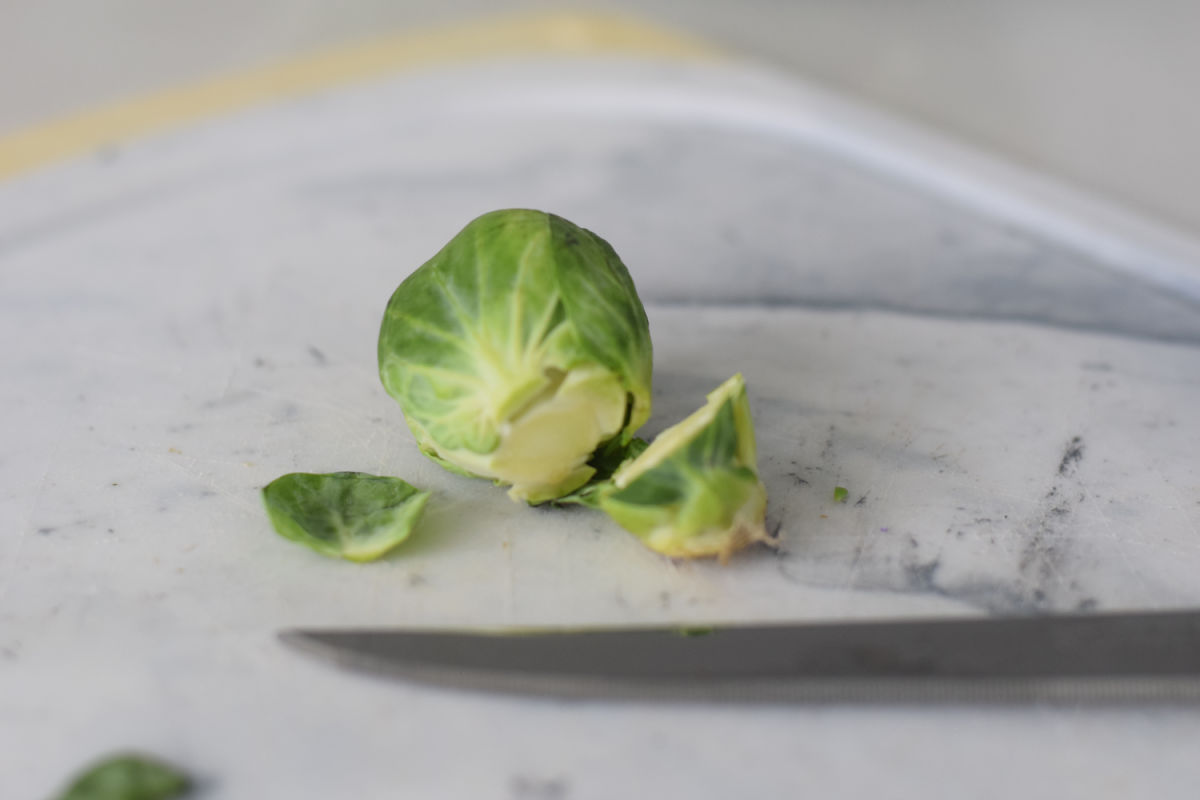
4 0 1199 235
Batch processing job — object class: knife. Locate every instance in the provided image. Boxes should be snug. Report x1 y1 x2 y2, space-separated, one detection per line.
280 609 1200 704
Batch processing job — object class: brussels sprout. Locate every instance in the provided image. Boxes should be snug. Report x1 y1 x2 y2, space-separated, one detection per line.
262 472 430 562
378 209 653 503
56 754 190 800
590 373 771 561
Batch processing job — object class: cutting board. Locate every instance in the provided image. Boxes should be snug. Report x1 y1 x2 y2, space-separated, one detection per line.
4 44 1200 799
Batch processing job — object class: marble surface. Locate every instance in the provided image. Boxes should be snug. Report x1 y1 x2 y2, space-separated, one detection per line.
3 57 1200 798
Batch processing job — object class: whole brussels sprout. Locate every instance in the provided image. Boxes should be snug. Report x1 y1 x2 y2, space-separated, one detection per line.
378 209 653 503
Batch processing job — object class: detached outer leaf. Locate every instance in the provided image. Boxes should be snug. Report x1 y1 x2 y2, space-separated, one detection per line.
262 472 430 562
57 754 190 800
597 374 771 561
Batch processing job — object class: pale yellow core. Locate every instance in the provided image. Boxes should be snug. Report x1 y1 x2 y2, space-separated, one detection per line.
450 365 627 502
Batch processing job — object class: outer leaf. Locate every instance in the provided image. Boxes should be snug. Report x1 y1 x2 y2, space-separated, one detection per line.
56 754 190 800
597 374 771 561
546 213 653 437
261 472 430 562
378 209 653 502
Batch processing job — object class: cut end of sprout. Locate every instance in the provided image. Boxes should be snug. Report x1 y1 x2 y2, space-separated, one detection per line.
424 364 628 503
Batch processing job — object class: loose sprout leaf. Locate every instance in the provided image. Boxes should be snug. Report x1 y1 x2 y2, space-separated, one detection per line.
833 486 849 503
261 472 430 562
595 374 772 561
674 626 717 637
56 754 191 800
378 209 653 503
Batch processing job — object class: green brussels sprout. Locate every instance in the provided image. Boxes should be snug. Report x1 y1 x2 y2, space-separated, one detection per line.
378 209 653 503
262 472 430 562
593 373 770 561
56 754 190 800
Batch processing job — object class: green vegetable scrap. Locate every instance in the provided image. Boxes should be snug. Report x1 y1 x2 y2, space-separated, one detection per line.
56 754 190 800
674 626 716 637
578 373 772 561
378 209 653 504
262 472 430 562
833 486 849 503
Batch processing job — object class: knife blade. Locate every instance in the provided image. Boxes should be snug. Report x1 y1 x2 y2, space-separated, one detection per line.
280 609 1200 704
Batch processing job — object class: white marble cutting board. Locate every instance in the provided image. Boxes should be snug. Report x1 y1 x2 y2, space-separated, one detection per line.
3 56 1200 798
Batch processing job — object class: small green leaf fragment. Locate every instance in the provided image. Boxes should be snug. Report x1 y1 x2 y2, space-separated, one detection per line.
57 754 190 800
262 471 430 562
833 486 849 504
674 626 716 637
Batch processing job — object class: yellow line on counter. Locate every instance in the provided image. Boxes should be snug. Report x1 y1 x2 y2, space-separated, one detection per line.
0 13 718 182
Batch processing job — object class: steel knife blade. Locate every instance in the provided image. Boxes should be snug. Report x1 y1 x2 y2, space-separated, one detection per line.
280 609 1200 704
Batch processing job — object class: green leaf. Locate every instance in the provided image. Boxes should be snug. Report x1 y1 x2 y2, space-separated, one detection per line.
553 436 648 508
833 486 849 503
546 213 653 437
596 374 771 561
56 754 190 800
674 626 717 637
589 436 650 480
378 209 653 502
261 472 430 562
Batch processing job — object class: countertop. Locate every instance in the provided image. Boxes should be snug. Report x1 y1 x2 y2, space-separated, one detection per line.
3 44 1200 798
